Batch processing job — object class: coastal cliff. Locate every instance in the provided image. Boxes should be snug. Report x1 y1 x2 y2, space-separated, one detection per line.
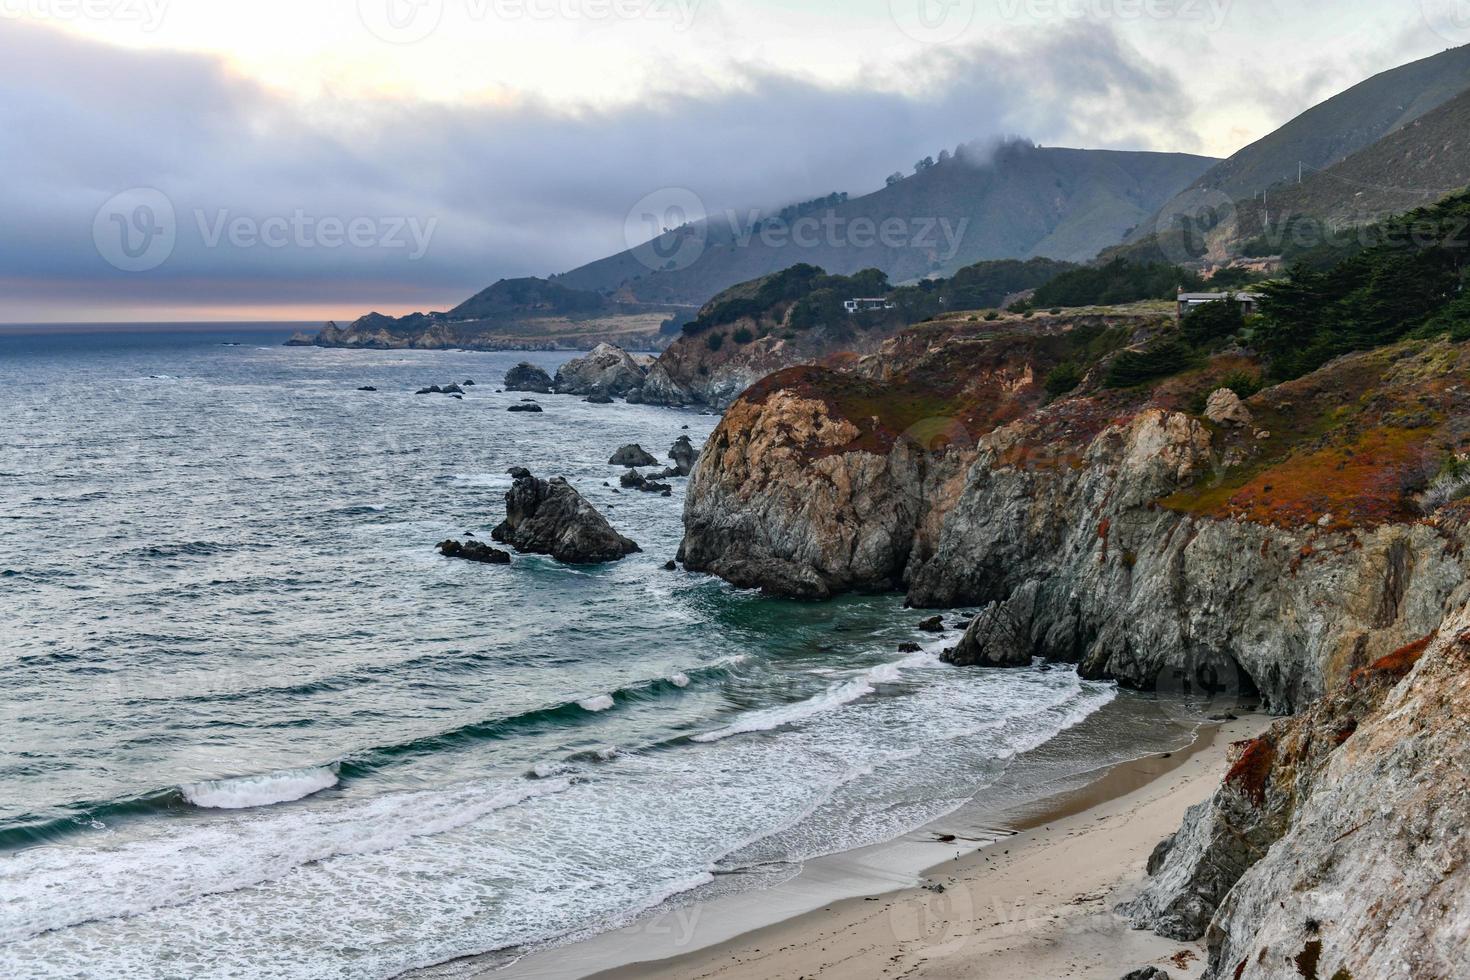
679 301 1470 976
681 312 1470 711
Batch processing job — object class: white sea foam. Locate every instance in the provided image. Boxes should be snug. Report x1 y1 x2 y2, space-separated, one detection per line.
0 777 574 946
667 673 691 688
578 695 615 712
181 766 339 810
692 658 910 743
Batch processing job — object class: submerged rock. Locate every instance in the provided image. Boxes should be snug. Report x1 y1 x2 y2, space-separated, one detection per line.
585 393 614 405
610 444 659 468
357 386 378 392
554 344 648 397
504 362 554 394
491 469 640 564
436 539 511 564
508 403 544 413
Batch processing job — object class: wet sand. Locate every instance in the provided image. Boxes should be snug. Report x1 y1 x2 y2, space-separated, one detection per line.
425 699 1268 980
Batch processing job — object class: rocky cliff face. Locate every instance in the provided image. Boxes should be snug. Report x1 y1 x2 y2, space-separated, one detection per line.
682 317 1470 713
1125 616 1469 978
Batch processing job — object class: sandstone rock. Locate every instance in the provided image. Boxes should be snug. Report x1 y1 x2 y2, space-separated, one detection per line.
504 362 554 394
1204 388 1253 427
610 444 659 468
554 344 648 397
491 469 639 564
436 539 511 564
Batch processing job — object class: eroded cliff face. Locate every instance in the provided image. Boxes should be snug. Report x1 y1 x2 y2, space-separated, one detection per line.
1126 619 1470 979
682 321 1470 712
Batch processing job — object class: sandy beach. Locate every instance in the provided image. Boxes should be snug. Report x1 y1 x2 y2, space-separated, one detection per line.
461 707 1267 980
588 713 1263 980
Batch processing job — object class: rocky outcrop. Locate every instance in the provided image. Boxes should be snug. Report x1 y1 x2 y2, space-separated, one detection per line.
505 363 554 394
554 344 648 397
492 468 640 564
1123 616 1470 978
609 445 659 468
942 582 1037 668
437 539 511 564
1203 388 1252 427
681 326 1470 712
668 436 698 477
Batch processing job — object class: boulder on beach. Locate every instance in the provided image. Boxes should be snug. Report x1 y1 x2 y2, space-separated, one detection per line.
504 362 554 394
554 344 648 397
492 468 640 564
610 444 659 468
437 539 512 565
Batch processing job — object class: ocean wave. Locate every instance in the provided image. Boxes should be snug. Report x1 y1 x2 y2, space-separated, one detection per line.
181 766 339 809
0 777 574 945
577 695 615 712
691 655 918 744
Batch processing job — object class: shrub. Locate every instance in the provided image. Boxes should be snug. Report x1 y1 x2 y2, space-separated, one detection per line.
1044 361 1083 397
732 327 755 345
1180 298 1245 349
1219 369 1264 399
1104 340 1198 388
705 332 725 352
984 311 1001 321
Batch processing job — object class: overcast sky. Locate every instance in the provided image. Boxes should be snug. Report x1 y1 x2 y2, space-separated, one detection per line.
1 0 1462 322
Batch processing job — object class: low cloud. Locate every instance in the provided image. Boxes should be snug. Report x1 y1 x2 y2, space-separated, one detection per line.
0 18 1197 321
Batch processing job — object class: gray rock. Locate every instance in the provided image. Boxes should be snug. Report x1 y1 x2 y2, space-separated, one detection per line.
610 445 659 468
436 539 511 565
491 469 639 564
668 435 699 476
504 362 554 394
1121 969 1170 980
585 393 614 405
1204 387 1252 427
554 344 648 397
943 583 1037 668
508 403 543 413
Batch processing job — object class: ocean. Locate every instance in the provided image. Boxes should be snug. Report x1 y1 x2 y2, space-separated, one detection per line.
1 327 1164 978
